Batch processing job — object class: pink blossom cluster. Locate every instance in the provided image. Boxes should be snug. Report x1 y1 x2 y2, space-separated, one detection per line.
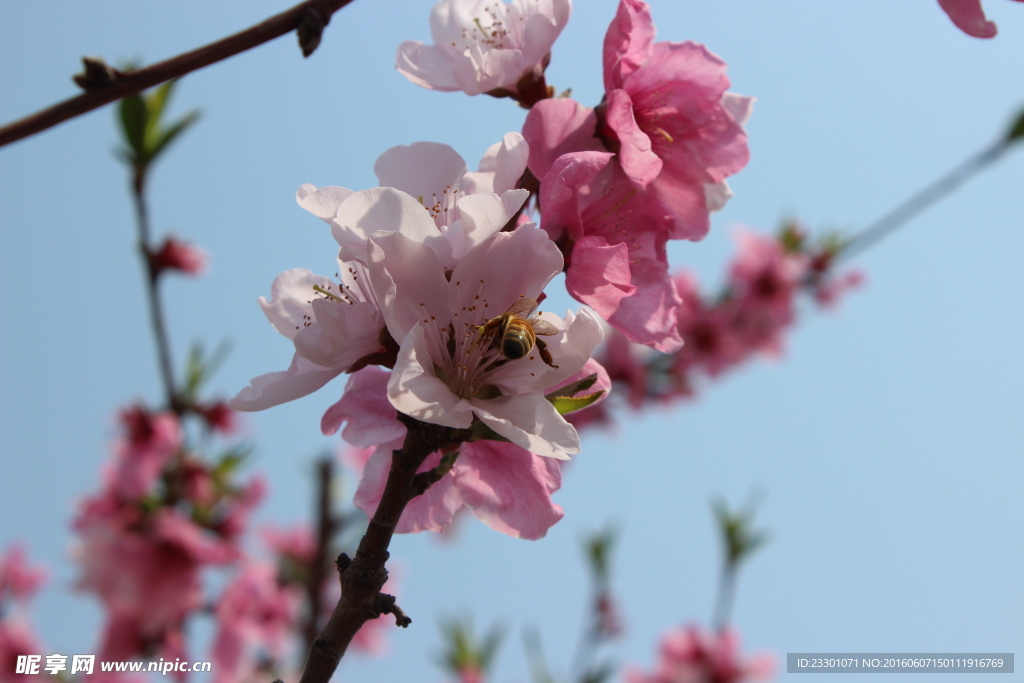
72 404 264 668
232 133 607 540
588 225 862 415
626 625 773 683
521 0 752 353
0 546 47 683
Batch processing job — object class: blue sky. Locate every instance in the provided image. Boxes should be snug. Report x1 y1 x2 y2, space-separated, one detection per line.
1 2 1022 682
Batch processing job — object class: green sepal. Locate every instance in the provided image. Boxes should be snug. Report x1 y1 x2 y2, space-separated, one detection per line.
545 372 597 399
467 421 511 443
549 390 604 415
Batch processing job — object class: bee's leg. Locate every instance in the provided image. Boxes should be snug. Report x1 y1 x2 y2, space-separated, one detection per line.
536 338 559 369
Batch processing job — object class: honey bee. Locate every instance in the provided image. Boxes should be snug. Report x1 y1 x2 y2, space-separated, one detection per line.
477 297 559 368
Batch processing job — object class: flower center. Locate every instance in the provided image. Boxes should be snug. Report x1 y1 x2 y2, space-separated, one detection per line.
448 2 526 52
420 184 461 229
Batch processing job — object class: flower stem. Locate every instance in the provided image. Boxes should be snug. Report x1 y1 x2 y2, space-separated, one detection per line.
131 168 180 413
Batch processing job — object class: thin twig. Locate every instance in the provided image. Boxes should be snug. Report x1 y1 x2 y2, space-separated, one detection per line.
0 0 355 148
297 415 472 683
838 141 1008 263
132 169 179 412
710 563 736 634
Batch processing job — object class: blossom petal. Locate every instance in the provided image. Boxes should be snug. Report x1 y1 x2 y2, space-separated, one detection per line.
295 184 353 223
606 88 662 186
704 180 734 213
367 232 451 342
388 324 472 429
455 441 563 540
535 150 615 240
395 41 460 90
603 0 655 91
321 367 407 446
471 392 579 459
452 189 530 258
523 98 603 181
608 244 684 353
373 142 468 202
451 45 525 95
333 188 451 265
937 0 998 38
229 354 342 412
447 224 563 322
564 236 637 320
258 269 332 340
464 132 530 195
293 298 382 370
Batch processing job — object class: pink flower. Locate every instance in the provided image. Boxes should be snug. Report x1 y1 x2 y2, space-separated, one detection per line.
151 236 207 276
112 406 182 501
520 0 752 351
367 218 603 458
333 361 609 539
396 0 571 97
0 618 42 683
211 563 301 683
232 135 530 414
228 261 387 412
626 625 774 683
0 546 46 604
937 0 1023 38
599 0 751 224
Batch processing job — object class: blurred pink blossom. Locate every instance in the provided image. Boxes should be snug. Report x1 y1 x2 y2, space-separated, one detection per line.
151 236 207 276
211 563 301 683
0 546 46 603
112 406 182 501
626 625 774 683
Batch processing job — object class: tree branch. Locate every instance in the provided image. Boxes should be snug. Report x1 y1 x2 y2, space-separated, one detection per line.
302 458 336 652
0 0 356 148
297 415 472 683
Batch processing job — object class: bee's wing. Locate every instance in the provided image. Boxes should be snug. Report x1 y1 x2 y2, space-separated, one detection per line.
529 318 560 336
505 297 539 317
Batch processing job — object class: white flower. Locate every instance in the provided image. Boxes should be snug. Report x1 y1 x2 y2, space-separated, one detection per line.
365 217 603 459
396 0 572 96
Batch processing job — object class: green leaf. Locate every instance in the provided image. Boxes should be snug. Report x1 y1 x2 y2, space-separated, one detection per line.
1006 106 1024 144
147 109 201 165
117 93 148 163
549 390 604 415
145 81 176 138
545 372 598 399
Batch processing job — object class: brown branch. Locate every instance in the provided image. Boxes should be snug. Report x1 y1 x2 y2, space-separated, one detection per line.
302 458 336 651
297 415 472 683
0 0 356 148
